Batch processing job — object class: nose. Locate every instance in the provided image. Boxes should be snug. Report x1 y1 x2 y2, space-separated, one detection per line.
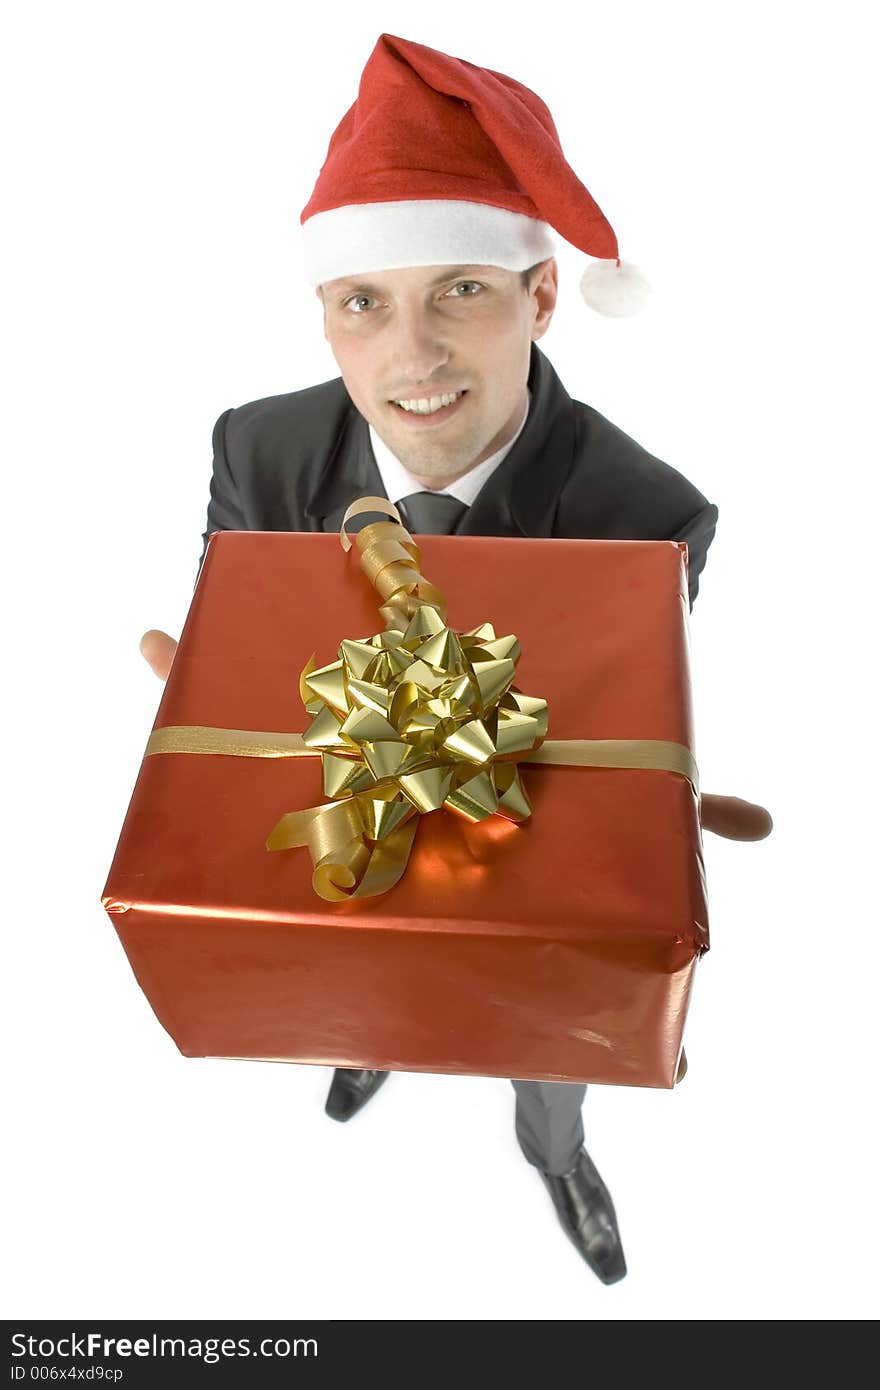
390 302 450 389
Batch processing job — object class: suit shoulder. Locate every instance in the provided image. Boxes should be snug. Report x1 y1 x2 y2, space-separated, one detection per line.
224 374 351 455
562 398 714 535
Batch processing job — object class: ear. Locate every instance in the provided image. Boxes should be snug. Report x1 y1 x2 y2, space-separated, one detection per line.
531 258 558 342
316 285 328 339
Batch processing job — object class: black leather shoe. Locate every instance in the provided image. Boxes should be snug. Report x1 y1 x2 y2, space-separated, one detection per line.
324 1067 389 1122
539 1148 627 1284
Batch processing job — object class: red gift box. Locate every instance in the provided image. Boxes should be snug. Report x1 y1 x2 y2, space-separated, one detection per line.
102 530 708 1087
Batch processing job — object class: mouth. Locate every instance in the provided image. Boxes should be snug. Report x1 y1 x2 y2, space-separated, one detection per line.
388 389 469 425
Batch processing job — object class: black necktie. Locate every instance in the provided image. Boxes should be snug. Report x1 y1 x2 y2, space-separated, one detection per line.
397 491 468 535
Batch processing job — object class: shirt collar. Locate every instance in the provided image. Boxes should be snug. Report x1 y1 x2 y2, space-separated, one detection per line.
368 387 532 508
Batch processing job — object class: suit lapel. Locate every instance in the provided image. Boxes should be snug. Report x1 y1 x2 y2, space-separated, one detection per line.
303 408 387 533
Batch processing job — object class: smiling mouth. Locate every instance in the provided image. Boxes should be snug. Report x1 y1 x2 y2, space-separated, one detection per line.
389 390 469 420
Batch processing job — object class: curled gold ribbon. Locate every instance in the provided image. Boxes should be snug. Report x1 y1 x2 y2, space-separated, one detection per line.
146 499 699 901
338 496 448 629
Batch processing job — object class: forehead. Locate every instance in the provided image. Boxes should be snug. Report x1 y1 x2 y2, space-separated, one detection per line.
322 263 508 294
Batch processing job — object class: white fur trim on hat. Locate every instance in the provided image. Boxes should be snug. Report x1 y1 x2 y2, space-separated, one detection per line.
302 200 557 286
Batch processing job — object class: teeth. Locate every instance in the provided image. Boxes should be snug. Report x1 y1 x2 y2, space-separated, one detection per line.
394 391 464 414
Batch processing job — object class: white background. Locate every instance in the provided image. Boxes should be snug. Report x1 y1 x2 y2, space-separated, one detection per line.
4 0 878 1322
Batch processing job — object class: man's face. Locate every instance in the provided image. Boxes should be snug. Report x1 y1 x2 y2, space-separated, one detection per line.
317 259 558 488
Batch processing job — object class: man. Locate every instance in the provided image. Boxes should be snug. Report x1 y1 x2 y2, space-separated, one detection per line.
141 35 771 1285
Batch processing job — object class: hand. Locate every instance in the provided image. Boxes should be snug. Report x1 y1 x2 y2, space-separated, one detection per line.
139 629 178 681
699 794 772 841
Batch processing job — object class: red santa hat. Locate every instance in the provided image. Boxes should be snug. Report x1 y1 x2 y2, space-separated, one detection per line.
301 33 650 318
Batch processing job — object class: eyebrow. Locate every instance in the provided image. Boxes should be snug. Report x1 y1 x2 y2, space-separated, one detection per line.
330 266 491 297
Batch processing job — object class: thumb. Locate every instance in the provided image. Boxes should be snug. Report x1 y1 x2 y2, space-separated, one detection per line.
699 793 773 841
139 629 179 682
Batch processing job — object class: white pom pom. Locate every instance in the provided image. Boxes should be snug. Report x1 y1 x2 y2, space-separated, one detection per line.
580 258 652 318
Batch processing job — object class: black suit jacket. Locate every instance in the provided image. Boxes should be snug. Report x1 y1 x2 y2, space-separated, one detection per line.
198 342 718 611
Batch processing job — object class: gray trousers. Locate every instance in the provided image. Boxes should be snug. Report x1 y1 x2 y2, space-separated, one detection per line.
511 1079 587 1176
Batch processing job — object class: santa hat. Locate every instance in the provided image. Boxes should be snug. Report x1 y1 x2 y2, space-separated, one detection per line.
300 33 650 318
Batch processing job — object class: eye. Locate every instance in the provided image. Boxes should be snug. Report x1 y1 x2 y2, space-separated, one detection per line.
447 281 482 297
343 294 377 314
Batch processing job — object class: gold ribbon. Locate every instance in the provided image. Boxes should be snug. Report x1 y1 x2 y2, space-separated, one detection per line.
146 497 698 901
145 725 697 785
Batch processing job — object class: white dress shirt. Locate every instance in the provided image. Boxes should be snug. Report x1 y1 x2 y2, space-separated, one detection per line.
368 387 532 508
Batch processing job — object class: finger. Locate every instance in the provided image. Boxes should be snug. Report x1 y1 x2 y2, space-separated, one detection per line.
699 794 773 841
139 629 179 681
